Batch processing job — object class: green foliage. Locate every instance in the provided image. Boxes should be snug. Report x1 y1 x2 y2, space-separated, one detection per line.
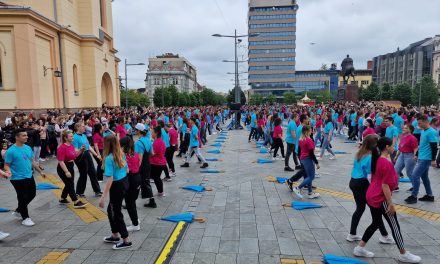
265 94 276 104
361 83 380 101
227 87 246 105
249 93 263 105
308 90 332 104
120 89 150 107
152 86 225 107
283 92 296 104
380 83 393 100
320 64 328 71
413 75 439 106
392 82 412 106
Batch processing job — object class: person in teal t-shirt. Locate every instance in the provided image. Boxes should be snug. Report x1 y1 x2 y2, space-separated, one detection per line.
181 118 208 168
284 113 300 171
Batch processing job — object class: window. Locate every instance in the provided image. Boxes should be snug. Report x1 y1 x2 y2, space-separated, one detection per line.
249 48 295 54
172 77 178 85
154 78 161 85
249 65 295 71
253 31 295 37
0 55 3 88
249 14 296 20
73 65 79 96
361 80 369 85
249 40 295 46
249 73 295 79
249 23 295 29
251 6 295 12
249 57 295 62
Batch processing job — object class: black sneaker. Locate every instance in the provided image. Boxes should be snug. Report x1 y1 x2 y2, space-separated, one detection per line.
104 236 120 243
77 193 86 198
406 187 413 193
113 241 132 250
404 195 418 204
418 195 435 202
286 179 293 192
180 163 189 168
200 163 209 169
144 199 157 208
284 167 294 172
59 198 69 205
95 192 103 197
295 165 302 170
73 201 87 209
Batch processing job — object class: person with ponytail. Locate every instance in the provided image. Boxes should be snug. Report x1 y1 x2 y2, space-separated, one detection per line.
99 135 131 250
150 126 167 197
347 135 393 244
353 137 421 263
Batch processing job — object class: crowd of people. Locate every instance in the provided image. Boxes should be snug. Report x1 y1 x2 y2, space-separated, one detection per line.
0 101 439 262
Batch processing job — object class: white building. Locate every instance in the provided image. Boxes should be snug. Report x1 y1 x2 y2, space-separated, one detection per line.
433 38 440 86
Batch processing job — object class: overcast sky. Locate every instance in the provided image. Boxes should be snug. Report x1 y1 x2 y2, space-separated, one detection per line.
113 0 440 92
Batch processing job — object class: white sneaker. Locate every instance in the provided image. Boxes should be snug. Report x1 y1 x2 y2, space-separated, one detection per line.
353 246 374 258
307 192 320 199
379 235 395 244
12 211 21 219
293 187 303 199
346 234 362 242
316 157 322 161
171 172 177 177
398 251 421 263
126 225 141 232
329 155 336 160
272 157 276 161
0 231 10 240
324 153 330 157
22 218 35 227
39 158 46 162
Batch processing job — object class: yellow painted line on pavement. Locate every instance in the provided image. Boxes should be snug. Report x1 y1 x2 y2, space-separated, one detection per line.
155 221 187 264
37 175 107 224
36 250 71 264
280 259 307 264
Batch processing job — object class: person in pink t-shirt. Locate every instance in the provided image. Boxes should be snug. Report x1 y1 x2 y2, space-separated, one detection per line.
354 137 421 263
149 126 166 197
116 117 127 140
394 124 418 183
362 119 376 138
165 123 178 176
271 118 285 159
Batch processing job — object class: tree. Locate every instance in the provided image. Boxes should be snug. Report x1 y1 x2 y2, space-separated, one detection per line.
120 89 150 107
227 87 246 105
283 92 296 104
249 93 263 105
380 83 393 100
316 90 332 104
361 83 380 101
320 64 328 71
178 92 190 106
413 75 439 106
265 94 276 104
392 82 412 106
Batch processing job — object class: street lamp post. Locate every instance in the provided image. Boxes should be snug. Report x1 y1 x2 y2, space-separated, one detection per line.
213 30 258 128
124 59 145 109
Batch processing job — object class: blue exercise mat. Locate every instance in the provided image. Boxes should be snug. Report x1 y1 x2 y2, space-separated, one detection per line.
334 151 350 154
205 158 219 161
276 177 288 184
211 143 222 147
292 201 322 210
0 208 10 213
323 254 367 264
215 140 226 143
257 159 273 164
36 183 60 190
399 178 411 183
200 169 223 173
207 149 221 154
259 149 269 153
161 213 195 223
344 141 357 144
182 185 206 192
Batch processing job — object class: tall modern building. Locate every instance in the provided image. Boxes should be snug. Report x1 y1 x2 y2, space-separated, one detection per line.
248 0 298 97
433 39 440 85
372 35 440 87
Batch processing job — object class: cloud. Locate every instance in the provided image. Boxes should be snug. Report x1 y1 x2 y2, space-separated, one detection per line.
113 0 440 92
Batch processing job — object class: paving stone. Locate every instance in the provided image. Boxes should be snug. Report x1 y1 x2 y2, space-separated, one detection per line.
259 240 280 255
278 237 301 256
239 238 259 253
178 239 202 253
215 253 237 264
240 223 258 238
204 224 222 237
219 240 239 253
257 224 277 240
170 253 195 264
237 253 259 264
199 236 220 253
221 226 240 240
193 252 216 264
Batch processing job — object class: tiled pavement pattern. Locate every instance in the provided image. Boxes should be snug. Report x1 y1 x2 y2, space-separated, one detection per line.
0 128 440 263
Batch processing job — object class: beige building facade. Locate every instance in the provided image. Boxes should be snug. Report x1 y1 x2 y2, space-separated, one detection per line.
433 39 440 86
0 0 120 110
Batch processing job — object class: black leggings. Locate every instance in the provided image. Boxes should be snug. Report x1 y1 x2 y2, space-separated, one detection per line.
139 162 153 199
349 178 388 236
272 138 285 158
362 201 404 250
108 177 128 239
285 143 299 167
125 172 141 226
57 162 78 202
93 149 104 181
150 164 165 193
11 177 36 219
165 146 177 173
75 151 101 195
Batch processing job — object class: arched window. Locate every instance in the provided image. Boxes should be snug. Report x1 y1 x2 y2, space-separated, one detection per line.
73 64 79 96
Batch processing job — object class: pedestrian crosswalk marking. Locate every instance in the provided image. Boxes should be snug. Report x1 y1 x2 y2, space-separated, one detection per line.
37 175 107 224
